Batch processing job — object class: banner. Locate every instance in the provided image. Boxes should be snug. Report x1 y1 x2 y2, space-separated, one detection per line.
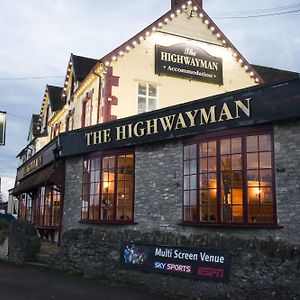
120 243 231 283
0 112 6 146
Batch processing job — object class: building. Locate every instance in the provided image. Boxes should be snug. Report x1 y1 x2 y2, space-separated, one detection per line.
13 0 299 264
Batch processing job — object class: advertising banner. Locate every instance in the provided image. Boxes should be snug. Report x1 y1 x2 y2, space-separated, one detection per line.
0 111 6 146
120 243 231 283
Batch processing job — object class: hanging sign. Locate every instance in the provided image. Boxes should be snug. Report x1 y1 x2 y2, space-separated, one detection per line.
155 43 223 85
0 111 6 146
120 243 231 283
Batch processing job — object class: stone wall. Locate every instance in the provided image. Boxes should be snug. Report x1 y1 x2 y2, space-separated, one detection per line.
0 229 8 260
61 120 300 244
62 156 84 233
8 220 40 264
274 119 300 244
52 228 300 300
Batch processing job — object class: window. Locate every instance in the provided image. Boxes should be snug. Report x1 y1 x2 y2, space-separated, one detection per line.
51 122 61 139
82 91 93 127
82 151 134 223
35 186 61 228
65 109 75 132
18 193 33 222
183 128 276 226
137 82 157 114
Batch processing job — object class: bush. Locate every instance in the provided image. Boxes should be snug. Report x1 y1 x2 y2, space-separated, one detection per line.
0 220 9 232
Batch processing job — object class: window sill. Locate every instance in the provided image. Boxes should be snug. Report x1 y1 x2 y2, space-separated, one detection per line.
179 222 284 229
80 220 137 225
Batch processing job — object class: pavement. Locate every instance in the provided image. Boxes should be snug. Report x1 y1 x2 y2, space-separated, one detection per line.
0 261 173 300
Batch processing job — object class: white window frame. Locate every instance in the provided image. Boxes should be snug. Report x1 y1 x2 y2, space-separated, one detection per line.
137 82 158 114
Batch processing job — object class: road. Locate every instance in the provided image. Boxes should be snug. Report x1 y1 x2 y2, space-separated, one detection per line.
0 261 173 300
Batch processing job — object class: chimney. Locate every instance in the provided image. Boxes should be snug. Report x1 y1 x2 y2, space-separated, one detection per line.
171 0 202 9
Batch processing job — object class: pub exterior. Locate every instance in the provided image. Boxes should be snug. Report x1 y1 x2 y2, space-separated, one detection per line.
12 0 299 298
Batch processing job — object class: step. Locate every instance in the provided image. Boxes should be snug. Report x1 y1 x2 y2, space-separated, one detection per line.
39 240 60 255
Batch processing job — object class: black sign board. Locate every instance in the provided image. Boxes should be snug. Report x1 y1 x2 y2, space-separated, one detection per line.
120 243 231 283
59 79 300 158
0 111 6 146
16 139 58 181
155 43 223 85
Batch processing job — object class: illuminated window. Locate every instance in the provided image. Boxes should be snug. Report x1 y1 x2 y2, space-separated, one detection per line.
18 193 33 222
137 82 157 114
35 186 61 228
183 128 276 225
82 151 135 223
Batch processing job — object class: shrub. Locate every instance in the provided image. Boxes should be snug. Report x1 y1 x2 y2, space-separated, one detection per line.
0 220 9 232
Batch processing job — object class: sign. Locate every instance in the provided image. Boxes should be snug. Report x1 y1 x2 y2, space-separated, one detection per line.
0 111 6 146
120 243 231 283
155 44 223 85
16 140 57 181
59 79 300 157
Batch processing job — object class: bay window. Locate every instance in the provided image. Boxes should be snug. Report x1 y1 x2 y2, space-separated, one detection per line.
35 186 61 228
183 128 276 226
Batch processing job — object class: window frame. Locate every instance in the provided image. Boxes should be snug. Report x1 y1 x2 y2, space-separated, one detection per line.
82 96 92 128
137 82 158 114
65 109 75 132
34 186 61 229
182 126 279 228
18 193 33 222
81 148 135 225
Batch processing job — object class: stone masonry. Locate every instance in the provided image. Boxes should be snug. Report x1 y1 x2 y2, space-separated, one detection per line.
51 228 300 300
62 120 300 244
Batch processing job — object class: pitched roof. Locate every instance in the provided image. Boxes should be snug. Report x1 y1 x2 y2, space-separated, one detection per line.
47 85 64 112
251 65 299 84
97 0 263 84
71 54 98 82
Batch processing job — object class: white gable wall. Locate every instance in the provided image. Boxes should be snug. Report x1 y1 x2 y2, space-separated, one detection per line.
110 12 257 119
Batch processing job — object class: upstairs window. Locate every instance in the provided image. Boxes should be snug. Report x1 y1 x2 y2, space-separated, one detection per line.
137 82 157 114
82 91 93 127
18 193 32 222
183 128 276 226
51 122 61 139
65 109 75 132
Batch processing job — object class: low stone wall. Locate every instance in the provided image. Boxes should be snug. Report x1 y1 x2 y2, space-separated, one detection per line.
0 230 9 260
8 220 41 264
51 228 300 300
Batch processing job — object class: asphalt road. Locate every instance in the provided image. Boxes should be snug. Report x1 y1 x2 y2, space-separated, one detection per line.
0 261 173 300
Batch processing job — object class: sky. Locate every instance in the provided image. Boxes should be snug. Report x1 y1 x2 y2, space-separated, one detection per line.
0 0 299 201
